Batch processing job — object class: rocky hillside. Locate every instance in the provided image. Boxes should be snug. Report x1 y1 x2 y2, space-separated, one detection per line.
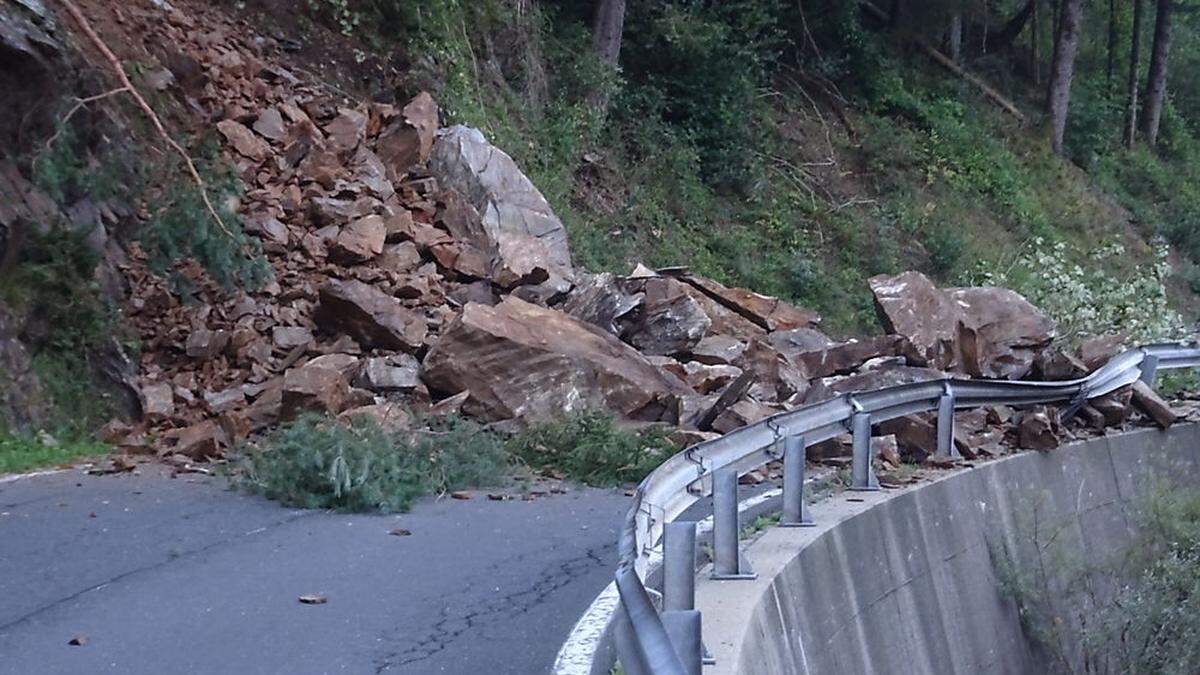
0 0 1194 475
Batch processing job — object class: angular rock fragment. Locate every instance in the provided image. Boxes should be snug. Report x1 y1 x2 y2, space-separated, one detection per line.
622 277 710 356
140 382 175 422
1131 380 1177 428
272 326 313 350
429 126 574 292
673 273 820 332
356 355 420 392
870 271 1055 379
376 92 438 181
185 329 229 360
281 365 351 420
329 215 386 264
687 335 747 366
422 297 691 423
217 119 270 161
314 279 427 351
1018 406 1061 451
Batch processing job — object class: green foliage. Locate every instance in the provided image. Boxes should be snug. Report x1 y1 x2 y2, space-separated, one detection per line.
238 413 512 513
0 433 108 475
138 154 271 292
507 410 679 486
996 485 1200 674
978 238 1184 344
33 121 138 205
0 226 112 353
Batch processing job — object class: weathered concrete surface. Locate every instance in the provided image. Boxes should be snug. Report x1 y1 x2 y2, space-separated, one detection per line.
697 425 1200 675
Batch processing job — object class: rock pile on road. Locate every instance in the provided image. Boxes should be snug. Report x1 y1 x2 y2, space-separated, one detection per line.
81 1 1185 466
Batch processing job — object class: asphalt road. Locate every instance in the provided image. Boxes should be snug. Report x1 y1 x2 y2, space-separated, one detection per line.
0 467 629 674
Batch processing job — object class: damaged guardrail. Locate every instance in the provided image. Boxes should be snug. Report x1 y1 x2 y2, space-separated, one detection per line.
612 342 1200 674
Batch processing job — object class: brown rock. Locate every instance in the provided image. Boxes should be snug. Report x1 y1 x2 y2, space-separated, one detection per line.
429 126 573 293
252 106 288 142
563 272 642 336
140 382 175 421
870 271 1055 379
185 329 229 360
314 279 427 351
329 215 386 264
1092 388 1133 427
710 398 776 435
678 362 743 395
622 277 711 356
1131 380 1177 428
1018 406 1061 451
421 297 692 423
1034 349 1088 380
688 335 747 366
377 241 423 274
281 365 351 420
272 326 314 350
673 273 820 331
325 107 367 153
163 420 229 460
338 402 412 429
356 355 420 392
375 92 439 181
789 334 906 379
203 387 245 414
216 119 270 162
1077 334 1125 371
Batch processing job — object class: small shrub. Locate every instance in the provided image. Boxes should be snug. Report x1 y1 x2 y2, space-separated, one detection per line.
238 413 512 513
976 238 1185 345
138 154 271 292
507 410 679 486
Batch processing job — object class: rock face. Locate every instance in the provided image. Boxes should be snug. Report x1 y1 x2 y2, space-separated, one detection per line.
429 126 574 292
0 303 46 431
314 279 427 351
870 271 1055 379
422 297 692 423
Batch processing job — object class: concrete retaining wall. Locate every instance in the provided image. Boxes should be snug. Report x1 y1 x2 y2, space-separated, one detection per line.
696 425 1200 675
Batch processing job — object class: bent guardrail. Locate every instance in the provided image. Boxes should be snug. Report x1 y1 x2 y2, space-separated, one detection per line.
612 342 1200 675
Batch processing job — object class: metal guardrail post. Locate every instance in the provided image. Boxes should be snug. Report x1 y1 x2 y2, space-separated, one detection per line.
661 610 703 675
615 566 687 675
1140 353 1160 385
937 383 959 459
711 467 756 580
664 521 697 611
850 409 880 490
780 434 815 527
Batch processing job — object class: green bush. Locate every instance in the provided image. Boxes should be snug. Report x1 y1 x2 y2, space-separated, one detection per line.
507 409 679 486
238 413 512 513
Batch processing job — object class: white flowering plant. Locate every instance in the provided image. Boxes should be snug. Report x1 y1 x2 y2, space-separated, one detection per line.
974 238 1186 346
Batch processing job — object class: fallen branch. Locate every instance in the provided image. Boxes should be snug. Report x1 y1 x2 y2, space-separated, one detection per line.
858 0 1028 124
55 0 239 242
41 87 128 155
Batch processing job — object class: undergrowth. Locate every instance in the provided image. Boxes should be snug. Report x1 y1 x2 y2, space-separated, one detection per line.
0 433 108 475
237 413 511 513
507 409 680 487
239 409 676 512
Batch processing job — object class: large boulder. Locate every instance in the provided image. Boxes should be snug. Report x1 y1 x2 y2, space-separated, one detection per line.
869 271 1055 379
314 279 427 351
421 297 693 423
428 126 574 293
671 272 820 332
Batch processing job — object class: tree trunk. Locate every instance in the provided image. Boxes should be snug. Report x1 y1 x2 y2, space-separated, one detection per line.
949 12 963 63
988 0 1037 53
1031 0 1040 85
1142 0 1173 147
1124 0 1144 147
1047 0 1083 155
1106 0 1118 88
591 0 625 66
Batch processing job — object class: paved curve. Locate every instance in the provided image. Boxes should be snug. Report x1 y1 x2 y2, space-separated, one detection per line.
0 467 629 674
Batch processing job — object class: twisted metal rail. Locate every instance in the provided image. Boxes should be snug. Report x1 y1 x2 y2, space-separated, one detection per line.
612 342 1200 674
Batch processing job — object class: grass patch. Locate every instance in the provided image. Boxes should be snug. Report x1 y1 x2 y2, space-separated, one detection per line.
237 413 512 513
0 434 108 475
507 410 680 487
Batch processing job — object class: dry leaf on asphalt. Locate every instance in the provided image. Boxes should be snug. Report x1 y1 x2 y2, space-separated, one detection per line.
68 634 88 646
388 528 412 537
298 594 328 605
